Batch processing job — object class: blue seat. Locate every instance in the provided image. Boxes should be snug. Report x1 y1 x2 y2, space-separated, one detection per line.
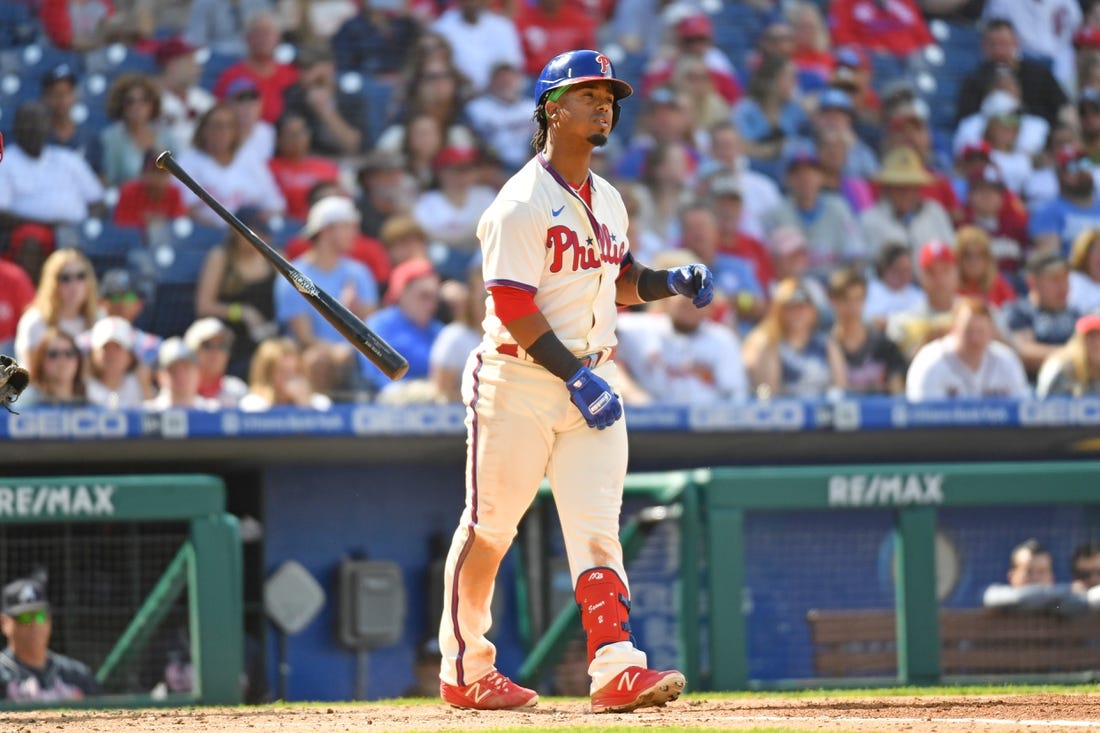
198 50 243 93
146 282 197 338
0 72 38 135
349 74 396 146
154 247 208 285
78 219 145 279
83 44 157 78
168 219 226 254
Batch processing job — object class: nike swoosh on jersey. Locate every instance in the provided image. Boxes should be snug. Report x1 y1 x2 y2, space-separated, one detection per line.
552 205 565 217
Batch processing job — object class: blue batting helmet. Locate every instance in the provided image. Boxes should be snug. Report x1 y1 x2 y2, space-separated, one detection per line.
534 50 634 105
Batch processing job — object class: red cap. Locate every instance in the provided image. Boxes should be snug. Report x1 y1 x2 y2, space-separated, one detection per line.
960 140 991 160
385 258 436 306
432 146 478 171
154 37 197 67
1075 25 1100 48
677 14 713 40
1077 314 1100 335
919 239 956 269
1056 144 1086 169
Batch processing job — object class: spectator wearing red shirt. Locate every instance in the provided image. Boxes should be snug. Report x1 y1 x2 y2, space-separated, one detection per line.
789 1 834 91
710 173 776 290
284 183 391 286
958 162 1030 275
113 151 187 228
829 0 933 58
514 0 597 77
213 11 299 124
642 12 742 105
268 112 340 221
0 260 35 356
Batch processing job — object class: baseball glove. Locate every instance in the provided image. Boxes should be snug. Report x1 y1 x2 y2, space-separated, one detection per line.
0 354 29 413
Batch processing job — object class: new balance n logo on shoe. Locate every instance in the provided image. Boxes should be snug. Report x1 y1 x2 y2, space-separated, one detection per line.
466 683 492 704
617 670 640 691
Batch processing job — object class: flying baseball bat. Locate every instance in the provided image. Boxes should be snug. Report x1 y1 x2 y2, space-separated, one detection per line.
155 150 409 381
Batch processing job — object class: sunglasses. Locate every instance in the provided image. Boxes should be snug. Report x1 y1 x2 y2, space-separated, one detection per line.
1064 159 1093 174
58 270 87 283
45 348 79 360
107 292 140 304
12 610 48 625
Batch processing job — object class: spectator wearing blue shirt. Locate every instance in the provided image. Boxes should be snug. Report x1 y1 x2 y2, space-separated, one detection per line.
1029 145 1100 257
275 196 379 400
732 56 808 182
363 258 444 393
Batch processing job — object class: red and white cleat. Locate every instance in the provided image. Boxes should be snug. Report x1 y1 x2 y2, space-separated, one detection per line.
440 670 539 711
590 666 686 714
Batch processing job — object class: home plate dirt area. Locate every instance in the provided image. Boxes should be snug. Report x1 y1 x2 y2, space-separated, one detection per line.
2 693 1100 732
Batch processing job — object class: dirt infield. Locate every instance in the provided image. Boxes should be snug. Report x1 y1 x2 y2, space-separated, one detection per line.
3 693 1100 732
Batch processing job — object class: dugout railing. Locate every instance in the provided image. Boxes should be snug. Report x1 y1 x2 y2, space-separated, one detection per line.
703 462 1100 690
0 474 242 707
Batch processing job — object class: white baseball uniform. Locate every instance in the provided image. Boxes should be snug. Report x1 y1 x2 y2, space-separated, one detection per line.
438 153 647 693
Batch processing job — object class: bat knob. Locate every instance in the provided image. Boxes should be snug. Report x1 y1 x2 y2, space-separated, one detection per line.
155 150 173 170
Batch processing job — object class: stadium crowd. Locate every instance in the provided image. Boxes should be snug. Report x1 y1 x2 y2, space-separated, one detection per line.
2 0 1100 410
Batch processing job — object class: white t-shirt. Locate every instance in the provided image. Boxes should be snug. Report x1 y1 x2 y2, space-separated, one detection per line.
173 148 285 226
414 187 498 252
429 322 482 374
159 86 216 154
87 373 146 409
206 375 249 408
236 122 276 170
432 8 524 92
0 144 104 225
952 113 1049 159
14 308 92 367
238 391 332 411
864 280 926 325
905 336 1030 401
615 311 749 403
1068 270 1100 314
465 94 537 171
144 391 219 411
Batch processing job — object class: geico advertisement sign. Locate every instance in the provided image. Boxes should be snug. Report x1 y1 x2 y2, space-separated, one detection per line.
7 409 128 439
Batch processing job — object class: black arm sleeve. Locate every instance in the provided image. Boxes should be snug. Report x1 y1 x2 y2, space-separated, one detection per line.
637 267 673 302
525 331 584 381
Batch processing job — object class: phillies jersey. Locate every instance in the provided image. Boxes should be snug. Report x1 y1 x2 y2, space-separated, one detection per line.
478 154 629 355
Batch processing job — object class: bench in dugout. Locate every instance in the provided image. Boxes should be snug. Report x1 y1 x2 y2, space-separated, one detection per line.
806 608 1100 677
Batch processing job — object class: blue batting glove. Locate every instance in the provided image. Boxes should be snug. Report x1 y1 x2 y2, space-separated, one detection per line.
566 366 623 430
667 264 714 308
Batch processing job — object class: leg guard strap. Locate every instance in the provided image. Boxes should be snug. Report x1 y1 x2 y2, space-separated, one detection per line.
574 566 633 664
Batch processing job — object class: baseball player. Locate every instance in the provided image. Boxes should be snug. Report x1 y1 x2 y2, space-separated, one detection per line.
437 50 714 713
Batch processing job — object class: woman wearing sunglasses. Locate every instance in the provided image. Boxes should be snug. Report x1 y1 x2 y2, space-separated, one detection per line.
17 328 87 408
14 250 100 367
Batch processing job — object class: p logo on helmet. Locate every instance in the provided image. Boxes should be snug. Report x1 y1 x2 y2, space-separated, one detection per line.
535 49 633 130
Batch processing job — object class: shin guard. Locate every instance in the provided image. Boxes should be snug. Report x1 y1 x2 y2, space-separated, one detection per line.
574 567 633 664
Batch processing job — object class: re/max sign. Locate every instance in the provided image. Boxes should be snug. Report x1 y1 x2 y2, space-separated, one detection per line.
827 474 944 507
0 485 116 517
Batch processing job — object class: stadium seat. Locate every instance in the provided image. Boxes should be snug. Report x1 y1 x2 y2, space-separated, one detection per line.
349 73 396 146
197 49 244 93
0 2 37 53
0 72 38 135
77 218 145 279
167 217 225 254
153 246 208 285
145 281 197 337
83 43 157 77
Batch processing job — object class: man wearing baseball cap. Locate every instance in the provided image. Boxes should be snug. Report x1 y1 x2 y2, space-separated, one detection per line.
1030 145 1100 257
0 577 100 701
275 195 379 399
1005 251 1079 378
886 239 960 359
